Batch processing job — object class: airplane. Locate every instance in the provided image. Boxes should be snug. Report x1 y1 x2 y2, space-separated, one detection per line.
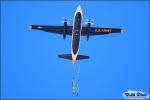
29 5 124 65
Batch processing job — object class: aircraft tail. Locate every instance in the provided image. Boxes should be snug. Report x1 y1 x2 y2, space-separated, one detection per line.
58 54 89 60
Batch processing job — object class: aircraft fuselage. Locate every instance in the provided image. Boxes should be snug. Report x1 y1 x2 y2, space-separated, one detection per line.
71 5 82 65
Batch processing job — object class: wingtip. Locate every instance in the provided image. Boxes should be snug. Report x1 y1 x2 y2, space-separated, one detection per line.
121 29 124 33
29 25 32 30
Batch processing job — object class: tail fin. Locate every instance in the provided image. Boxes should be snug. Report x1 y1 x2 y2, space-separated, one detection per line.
58 54 89 60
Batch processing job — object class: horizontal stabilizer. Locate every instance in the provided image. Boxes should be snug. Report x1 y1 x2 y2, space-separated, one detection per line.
58 54 89 60
58 54 72 60
76 54 89 60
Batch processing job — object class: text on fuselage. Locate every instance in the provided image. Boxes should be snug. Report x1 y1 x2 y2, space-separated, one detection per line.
94 28 112 33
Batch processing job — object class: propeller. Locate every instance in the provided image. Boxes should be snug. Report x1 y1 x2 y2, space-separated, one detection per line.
61 18 71 24
85 18 94 25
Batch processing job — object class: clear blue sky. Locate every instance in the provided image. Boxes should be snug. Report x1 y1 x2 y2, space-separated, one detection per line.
1 1 149 99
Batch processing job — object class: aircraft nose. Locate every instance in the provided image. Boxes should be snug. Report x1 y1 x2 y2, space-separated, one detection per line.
77 5 82 12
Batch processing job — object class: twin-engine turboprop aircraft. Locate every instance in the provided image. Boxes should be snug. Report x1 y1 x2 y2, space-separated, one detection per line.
29 5 124 65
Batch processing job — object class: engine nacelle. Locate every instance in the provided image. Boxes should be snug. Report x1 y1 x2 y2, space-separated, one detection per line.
86 22 91 41
63 22 67 40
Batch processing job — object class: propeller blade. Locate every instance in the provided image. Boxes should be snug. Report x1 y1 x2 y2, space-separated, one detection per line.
84 18 94 25
60 18 71 24
61 17 66 20
85 18 90 20
61 20 64 23
85 22 88 24
67 22 70 24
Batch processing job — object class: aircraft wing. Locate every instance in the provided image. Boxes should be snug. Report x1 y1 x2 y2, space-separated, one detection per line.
29 25 123 36
29 25 72 35
81 27 124 36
